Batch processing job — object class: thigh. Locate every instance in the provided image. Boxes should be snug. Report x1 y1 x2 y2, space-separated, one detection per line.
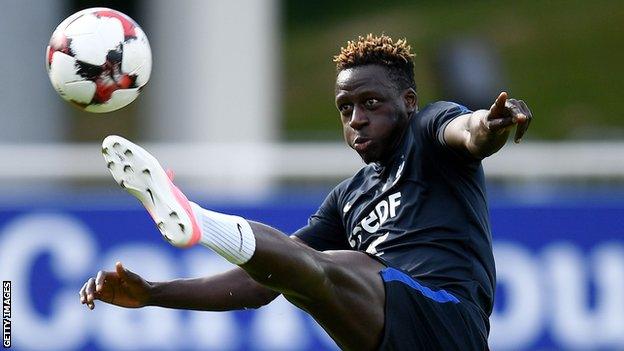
283 250 386 351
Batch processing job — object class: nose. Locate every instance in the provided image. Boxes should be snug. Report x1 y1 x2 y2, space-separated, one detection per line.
349 106 369 130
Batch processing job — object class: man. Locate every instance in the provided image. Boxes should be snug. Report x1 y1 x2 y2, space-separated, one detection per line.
80 34 532 350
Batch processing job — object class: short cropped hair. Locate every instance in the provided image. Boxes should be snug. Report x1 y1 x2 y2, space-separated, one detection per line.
334 34 416 91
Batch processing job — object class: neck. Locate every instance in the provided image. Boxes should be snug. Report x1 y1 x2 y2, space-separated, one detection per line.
377 124 409 167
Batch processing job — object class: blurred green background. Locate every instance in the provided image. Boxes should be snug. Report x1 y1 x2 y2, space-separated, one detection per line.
282 0 624 140
63 0 624 143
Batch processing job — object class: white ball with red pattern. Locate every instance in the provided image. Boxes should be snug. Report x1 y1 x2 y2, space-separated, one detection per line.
46 8 151 113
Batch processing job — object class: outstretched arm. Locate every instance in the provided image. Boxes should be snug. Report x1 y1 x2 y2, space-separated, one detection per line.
80 233 315 310
149 266 280 311
443 92 533 159
79 260 279 311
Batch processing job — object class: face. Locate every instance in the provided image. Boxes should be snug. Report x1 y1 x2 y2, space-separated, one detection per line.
335 65 417 164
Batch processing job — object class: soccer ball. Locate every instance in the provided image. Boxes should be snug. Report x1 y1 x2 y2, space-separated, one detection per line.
46 8 152 113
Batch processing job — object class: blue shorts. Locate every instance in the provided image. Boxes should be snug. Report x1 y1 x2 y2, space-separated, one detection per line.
377 268 489 350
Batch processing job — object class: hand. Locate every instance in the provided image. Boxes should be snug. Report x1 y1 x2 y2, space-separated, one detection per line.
486 92 533 143
79 262 152 310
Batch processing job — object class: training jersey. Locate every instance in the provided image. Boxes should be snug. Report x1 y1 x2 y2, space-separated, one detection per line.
294 101 495 323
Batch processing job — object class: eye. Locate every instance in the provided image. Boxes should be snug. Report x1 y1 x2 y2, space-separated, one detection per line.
338 103 353 114
364 98 380 109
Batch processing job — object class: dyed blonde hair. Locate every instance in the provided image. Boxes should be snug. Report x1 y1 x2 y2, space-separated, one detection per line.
334 33 416 90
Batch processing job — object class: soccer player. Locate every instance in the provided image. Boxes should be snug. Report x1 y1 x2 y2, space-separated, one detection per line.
80 34 532 350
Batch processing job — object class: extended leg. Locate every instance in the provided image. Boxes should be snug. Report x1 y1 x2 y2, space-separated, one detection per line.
102 136 387 350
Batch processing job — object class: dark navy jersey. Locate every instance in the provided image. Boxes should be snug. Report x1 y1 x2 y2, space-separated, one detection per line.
294 101 496 323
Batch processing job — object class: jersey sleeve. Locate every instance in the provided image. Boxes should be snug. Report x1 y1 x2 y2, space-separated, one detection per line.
416 101 472 148
292 183 350 251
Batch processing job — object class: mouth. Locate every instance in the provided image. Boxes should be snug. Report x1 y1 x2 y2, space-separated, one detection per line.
353 136 372 152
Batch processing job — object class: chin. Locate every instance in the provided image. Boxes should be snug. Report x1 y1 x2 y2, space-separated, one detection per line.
357 151 379 164
350 142 381 164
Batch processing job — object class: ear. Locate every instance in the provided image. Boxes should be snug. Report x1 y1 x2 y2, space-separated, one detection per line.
403 88 418 114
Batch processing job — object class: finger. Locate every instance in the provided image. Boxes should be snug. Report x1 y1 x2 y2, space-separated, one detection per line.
504 99 525 121
488 92 509 120
495 91 508 109
517 100 532 138
79 281 88 304
512 123 527 143
116 261 129 281
518 100 533 121
488 117 515 131
489 92 508 118
514 113 532 143
85 277 96 301
85 277 96 310
516 99 527 114
506 99 531 143
95 271 105 293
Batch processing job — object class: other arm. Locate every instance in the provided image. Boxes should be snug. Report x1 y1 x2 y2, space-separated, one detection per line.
443 92 533 159
150 266 280 311
79 238 311 311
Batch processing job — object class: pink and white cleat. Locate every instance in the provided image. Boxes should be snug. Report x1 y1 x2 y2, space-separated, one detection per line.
101 135 201 248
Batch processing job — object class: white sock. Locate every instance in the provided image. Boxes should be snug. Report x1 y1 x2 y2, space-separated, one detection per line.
190 202 256 265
